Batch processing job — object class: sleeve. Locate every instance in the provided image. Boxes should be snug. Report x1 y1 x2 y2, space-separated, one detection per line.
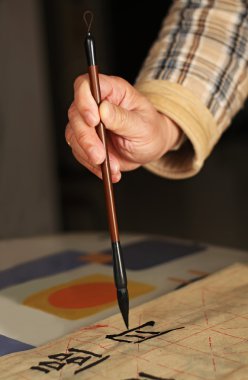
135 0 248 179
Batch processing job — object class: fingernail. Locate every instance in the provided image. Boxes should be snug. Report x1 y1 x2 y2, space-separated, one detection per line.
101 101 112 119
110 160 119 174
88 147 104 164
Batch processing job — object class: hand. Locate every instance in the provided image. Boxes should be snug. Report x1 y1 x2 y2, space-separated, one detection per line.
65 74 181 182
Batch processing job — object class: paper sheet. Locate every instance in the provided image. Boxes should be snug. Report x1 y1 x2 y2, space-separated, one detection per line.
0 263 247 380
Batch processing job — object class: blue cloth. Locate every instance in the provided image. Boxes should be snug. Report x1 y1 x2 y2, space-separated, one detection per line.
0 335 34 356
104 239 206 270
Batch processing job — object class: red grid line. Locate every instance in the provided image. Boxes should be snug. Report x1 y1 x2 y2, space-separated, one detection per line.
208 336 216 373
158 362 209 380
152 335 243 366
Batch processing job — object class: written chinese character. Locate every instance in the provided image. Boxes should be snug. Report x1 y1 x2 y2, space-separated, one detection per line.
30 347 110 375
106 321 184 344
123 372 175 379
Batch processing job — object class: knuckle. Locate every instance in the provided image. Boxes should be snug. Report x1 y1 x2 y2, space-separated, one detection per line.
77 130 88 147
65 126 73 146
67 104 77 120
120 137 134 155
65 127 74 145
65 126 70 141
74 81 89 109
72 149 83 165
119 109 128 126
74 92 82 111
73 75 86 91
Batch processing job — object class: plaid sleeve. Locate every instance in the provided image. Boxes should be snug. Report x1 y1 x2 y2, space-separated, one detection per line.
135 0 248 179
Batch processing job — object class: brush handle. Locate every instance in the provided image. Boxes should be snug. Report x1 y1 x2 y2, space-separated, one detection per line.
86 33 119 243
88 65 120 243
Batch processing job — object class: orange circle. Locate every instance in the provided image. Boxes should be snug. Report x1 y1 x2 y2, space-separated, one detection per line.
48 282 116 309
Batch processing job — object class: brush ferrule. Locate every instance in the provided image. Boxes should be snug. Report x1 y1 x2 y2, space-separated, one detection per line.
85 31 97 66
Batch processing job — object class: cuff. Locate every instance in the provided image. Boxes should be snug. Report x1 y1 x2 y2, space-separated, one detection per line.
135 80 221 179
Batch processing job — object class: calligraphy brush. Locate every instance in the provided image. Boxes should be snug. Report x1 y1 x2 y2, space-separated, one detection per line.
83 11 129 329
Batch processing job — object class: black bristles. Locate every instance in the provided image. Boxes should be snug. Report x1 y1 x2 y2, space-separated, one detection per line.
117 288 129 329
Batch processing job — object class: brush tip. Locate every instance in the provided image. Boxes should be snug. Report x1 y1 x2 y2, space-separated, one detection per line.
117 288 129 329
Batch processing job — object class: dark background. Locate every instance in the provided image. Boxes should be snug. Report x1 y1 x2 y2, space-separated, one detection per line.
1 0 247 249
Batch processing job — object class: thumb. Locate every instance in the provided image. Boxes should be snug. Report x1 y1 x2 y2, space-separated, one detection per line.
99 100 139 137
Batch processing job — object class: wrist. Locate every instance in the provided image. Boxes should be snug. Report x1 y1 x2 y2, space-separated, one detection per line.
158 113 184 157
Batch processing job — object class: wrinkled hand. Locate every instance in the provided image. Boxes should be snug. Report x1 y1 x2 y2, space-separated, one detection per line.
65 74 181 182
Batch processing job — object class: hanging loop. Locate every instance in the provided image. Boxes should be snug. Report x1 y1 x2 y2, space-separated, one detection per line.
83 10 94 32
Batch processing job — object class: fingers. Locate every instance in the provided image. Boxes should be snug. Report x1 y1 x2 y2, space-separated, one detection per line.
73 74 118 127
67 103 105 165
67 73 144 177
65 124 122 183
73 74 137 124
100 100 140 138
74 75 100 127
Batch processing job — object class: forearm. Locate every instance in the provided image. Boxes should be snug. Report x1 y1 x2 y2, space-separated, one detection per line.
135 0 248 178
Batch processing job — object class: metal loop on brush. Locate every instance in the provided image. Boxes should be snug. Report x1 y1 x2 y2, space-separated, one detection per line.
83 10 94 32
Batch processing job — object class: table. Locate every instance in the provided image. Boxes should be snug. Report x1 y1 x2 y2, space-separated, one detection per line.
0 232 247 357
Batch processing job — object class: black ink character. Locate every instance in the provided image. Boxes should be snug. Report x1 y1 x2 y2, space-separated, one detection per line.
175 275 206 289
124 371 175 379
30 347 110 375
106 321 184 344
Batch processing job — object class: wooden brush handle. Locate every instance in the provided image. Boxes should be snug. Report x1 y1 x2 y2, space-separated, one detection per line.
88 65 119 243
